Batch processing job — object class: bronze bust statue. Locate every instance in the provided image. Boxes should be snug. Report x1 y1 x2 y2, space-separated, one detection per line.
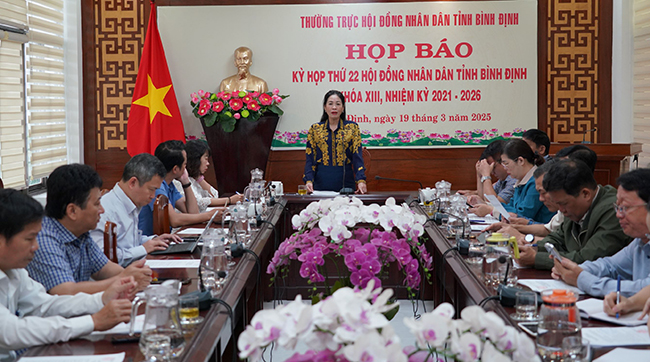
219 46 268 94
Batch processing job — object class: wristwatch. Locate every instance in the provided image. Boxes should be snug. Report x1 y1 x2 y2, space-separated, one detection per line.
181 182 192 189
480 176 491 183
525 234 535 243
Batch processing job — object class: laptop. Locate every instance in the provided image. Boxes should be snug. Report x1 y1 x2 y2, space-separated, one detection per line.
149 210 219 255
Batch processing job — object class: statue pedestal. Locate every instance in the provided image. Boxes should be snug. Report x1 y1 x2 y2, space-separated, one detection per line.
201 113 279 194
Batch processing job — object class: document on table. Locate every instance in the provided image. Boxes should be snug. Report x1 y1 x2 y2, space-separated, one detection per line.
90 314 145 335
582 325 650 347
468 213 500 225
145 259 200 269
485 194 510 221
577 298 648 326
177 228 205 235
517 279 585 295
19 353 125 362
470 224 488 232
594 347 650 361
311 191 340 197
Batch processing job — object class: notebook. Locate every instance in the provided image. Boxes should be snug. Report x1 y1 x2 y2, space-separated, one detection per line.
576 298 648 327
150 209 219 255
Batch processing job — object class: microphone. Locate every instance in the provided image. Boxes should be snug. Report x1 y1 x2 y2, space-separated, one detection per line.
198 263 228 293
581 127 597 144
495 254 525 307
428 210 467 241
375 175 423 189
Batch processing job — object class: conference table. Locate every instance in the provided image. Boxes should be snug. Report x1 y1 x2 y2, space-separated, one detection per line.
20 198 286 362
19 191 650 360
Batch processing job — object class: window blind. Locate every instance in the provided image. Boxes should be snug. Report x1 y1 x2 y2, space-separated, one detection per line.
25 0 67 181
0 0 27 188
634 0 650 167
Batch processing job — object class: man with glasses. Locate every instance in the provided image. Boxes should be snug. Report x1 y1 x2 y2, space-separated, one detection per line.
517 159 631 269
551 168 650 297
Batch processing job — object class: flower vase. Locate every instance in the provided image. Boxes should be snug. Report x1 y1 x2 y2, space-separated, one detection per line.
201 112 279 195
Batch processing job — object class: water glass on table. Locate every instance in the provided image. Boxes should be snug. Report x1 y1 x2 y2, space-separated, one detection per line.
511 291 538 321
562 336 591 362
142 334 171 362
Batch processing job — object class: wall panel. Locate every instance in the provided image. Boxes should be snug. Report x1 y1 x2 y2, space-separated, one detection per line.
82 0 614 188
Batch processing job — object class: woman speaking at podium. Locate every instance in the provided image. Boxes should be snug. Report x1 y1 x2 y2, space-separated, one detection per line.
303 90 367 194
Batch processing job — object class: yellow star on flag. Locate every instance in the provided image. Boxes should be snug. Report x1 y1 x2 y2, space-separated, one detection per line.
133 75 172 123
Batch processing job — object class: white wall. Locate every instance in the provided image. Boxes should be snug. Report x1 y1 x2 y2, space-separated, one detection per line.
612 0 634 143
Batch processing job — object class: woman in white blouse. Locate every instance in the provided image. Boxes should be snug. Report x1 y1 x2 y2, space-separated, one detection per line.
176 140 244 212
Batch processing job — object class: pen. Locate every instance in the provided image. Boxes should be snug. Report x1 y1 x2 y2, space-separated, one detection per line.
616 275 621 319
530 244 537 247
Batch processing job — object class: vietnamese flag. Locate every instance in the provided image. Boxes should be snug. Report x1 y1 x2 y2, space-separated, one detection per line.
127 1 185 156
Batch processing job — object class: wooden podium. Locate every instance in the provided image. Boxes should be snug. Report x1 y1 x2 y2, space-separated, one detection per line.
202 113 279 195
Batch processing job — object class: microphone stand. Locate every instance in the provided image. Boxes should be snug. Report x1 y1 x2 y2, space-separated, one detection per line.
339 161 354 195
339 129 355 195
581 127 597 144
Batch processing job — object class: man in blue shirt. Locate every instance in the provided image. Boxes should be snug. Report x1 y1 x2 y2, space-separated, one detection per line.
138 140 217 236
27 164 152 296
551 168 650 297
0 189 136 361
90 153 182 267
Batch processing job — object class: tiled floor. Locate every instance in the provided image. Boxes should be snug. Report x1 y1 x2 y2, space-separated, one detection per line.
258 299 435 361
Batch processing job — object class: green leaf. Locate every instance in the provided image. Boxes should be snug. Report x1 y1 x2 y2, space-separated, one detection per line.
203 112 217 127
332 280 346 293
269 105 284 115
221 117 236 132
219 112 231 122
383 303 399 321
247 112 261 122
311 294 322 304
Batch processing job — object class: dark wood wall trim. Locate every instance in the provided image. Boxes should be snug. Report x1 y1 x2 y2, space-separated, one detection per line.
83 0 615 188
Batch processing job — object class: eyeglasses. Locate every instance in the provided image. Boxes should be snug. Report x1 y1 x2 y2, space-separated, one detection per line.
612 203 648 216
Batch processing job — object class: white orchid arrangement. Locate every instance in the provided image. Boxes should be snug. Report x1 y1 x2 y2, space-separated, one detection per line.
238 281 540 362
290 196 426 242
268 197 432 297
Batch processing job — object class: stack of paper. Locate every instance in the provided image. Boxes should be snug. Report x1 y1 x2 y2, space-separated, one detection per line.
582 325 650 347
594 348 650 361
145 259 201 269
517 279 585 295
19 353 125 362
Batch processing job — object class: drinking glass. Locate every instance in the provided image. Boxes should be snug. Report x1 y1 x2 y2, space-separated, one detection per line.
511 291 538 321
142 334 171 362
179 295 202 327
298 185 307 196
562 336 591 362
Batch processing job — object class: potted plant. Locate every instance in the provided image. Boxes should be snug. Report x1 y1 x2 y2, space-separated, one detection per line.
188 89 289 194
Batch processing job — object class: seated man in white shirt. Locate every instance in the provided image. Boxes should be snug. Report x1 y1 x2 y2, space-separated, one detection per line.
0 189 135 361
26 164 152 296
552 168 650 297
90 153 182 267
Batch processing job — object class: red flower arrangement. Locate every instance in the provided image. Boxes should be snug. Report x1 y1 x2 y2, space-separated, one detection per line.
190 88 288 132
